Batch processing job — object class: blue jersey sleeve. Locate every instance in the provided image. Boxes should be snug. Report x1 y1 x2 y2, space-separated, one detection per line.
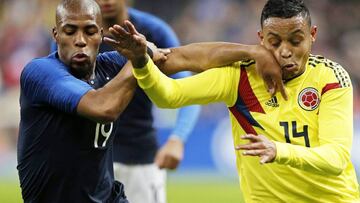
171 104 201 142
150 20 179 48
20 58 92 114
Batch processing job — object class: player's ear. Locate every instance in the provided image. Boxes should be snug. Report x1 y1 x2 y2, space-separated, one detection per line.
257 30 264 45
52 27 58 42
310 25 317 43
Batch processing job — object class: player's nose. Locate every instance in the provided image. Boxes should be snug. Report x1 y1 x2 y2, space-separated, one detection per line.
74 32 87 47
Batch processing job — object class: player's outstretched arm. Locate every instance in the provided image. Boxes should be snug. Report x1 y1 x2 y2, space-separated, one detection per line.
160 43 287 100
77 61 136 124
105 20 237 109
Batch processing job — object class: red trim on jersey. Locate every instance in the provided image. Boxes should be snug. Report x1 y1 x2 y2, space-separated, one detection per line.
229 106 257 135
321 83 341 95
238 68 265 113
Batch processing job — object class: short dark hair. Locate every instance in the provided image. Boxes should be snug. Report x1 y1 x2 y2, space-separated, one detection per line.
56 0 101 26
260 0 311 28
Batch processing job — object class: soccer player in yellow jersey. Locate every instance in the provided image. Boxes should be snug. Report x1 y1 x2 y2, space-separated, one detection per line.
106 0 360 202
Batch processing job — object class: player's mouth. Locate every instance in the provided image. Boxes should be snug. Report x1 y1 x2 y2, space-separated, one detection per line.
72 53 89 63
282 63 298 72
101 4 115 13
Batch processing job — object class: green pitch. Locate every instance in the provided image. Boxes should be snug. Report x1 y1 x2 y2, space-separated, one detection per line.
168 179 244 203
0 177 244 203
0 180 21 203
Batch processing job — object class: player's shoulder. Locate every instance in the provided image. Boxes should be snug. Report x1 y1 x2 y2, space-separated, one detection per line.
308 54 346 73
237 59 256 74
308 54 351 87
213 60 252 77
217 60 256 74
26 53 56 66
22 53 61 77
97 51 126 64
239 59 256 68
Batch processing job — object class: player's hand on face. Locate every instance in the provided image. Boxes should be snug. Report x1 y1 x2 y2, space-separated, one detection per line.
252 45 288 100
155 136 184 170
235 134 276 164
104 20 147 66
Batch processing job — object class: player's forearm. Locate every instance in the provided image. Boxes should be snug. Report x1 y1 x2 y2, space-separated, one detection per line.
160 42 262 73
274 142 351 176
77 62 136 123
134 57 231 108
133 58 184 108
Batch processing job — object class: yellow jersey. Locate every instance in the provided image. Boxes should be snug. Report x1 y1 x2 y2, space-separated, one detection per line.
133 55 360 203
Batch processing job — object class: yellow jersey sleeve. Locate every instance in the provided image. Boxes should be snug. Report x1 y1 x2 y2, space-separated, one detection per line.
274 64 353 176
133 58 240 108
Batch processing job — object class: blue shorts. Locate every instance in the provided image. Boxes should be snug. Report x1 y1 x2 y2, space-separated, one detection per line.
110 181 129 203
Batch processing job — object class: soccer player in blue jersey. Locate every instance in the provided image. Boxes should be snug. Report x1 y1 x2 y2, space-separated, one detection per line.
17 0 136 202
51 1 201 202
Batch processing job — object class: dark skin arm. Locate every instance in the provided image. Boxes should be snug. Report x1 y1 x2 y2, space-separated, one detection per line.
78 23 167 124
158 43 287 100
77 61 137 124
104 20 287 100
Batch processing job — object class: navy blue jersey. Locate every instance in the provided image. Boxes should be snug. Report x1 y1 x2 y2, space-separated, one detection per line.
17 52 128 203
50 8 200 165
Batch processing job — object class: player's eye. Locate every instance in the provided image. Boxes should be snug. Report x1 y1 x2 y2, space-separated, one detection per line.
85 26 99 36
63 28 76 35
270 41 280 47
86 29 97 36
290 36 303 46
290 40 301 46
268 38 281 48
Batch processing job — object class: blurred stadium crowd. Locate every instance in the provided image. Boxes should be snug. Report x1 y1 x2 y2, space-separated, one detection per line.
0 0 359 175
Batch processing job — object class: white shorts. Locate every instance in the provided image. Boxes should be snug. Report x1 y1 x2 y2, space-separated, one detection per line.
113 162 166 203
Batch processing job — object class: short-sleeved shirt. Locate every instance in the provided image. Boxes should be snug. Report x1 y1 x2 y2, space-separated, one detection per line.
49 8 187 164
17 52 128 202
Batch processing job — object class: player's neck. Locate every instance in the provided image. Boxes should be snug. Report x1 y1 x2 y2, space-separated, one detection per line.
80 68 96 83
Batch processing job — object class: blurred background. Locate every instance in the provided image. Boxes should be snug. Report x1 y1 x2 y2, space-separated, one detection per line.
0 0 359 202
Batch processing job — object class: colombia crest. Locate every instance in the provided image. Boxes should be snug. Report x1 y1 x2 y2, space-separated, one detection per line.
298 87 320 111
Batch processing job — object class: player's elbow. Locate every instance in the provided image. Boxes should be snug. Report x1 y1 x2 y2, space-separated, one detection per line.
327 165 346 176
89 110 118 124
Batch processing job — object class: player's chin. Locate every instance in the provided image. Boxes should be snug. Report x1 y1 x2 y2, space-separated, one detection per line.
282 70 299 81
102 12 117 20
70 62 93 79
